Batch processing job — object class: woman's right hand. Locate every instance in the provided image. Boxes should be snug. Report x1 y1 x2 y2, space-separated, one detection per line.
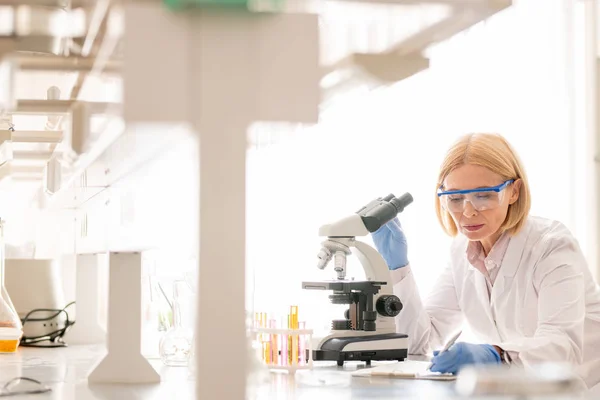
371 217 409 270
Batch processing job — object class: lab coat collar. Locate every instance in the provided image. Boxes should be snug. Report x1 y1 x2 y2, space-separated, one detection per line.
499 219 532 278
465 232 511 276
463 219 531 277
489 219 532 312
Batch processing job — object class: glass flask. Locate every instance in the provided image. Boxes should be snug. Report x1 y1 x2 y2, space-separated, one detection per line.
159 280 194 366
0 219 23 352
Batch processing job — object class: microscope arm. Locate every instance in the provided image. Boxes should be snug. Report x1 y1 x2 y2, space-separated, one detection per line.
352 240 394 295
316 192 412 283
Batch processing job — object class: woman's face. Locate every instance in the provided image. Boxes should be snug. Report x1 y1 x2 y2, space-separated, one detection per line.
442 164 520 242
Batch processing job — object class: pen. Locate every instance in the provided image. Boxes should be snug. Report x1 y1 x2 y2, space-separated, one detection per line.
427 330 462 370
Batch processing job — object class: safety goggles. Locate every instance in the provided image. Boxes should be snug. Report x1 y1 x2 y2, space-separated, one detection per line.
437 179 514 213
0 377 51 397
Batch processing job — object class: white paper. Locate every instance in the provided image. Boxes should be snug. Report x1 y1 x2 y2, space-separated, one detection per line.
351 360 456 380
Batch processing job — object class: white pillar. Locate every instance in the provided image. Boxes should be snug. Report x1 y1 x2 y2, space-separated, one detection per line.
88 252 159 384
122 4 319 397
189 13 319 399
192 17 253 400
67 254 106 345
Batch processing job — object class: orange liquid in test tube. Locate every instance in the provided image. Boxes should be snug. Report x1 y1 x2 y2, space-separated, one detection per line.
270 319 278 365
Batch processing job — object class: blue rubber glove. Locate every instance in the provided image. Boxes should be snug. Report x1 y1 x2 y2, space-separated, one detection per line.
371 217 408 270
430 343 501 374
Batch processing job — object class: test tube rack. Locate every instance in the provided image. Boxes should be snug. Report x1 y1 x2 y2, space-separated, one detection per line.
251 326 313 373
252 307 313 373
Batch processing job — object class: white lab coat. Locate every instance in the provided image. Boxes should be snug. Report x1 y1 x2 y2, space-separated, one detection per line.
393 216 600 391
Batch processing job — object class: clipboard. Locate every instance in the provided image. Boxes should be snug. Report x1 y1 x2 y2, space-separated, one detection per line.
351 360 456 381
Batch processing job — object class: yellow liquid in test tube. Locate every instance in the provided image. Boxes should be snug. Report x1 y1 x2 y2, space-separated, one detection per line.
290 306 298 365
265 341 271 364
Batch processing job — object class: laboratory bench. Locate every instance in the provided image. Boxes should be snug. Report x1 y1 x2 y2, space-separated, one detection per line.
254 363 457 400
0 345 194 400
0 346 592 400
253 361 589 400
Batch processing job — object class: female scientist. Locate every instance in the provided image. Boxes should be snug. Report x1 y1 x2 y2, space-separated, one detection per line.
372 133 600 391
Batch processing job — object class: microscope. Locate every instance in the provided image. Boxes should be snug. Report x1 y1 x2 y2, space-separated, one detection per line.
302 193 413 366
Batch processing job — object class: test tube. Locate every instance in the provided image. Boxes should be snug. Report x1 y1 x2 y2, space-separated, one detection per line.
287 314 292 365
296 308 301 364
290 306 298 365
299 321 306 365
282 316 288 366
256 312 263 342
254 312 261 348
270 319 278 366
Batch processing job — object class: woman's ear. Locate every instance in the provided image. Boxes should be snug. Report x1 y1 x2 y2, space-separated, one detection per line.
509 179 521 204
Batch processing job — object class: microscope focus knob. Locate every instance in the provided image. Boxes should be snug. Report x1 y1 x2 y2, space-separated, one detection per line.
376 295 403 317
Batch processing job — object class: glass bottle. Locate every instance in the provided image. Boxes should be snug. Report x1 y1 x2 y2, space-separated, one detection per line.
159 280 194 366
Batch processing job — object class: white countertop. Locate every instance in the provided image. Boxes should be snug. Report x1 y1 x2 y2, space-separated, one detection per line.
0 346 593 400
0 345 195 400
252 359 456 400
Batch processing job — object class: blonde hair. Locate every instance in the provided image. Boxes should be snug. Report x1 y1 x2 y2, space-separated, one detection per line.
435 133 531 236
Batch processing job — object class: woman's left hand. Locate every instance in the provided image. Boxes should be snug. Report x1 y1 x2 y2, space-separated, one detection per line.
430 342 501 374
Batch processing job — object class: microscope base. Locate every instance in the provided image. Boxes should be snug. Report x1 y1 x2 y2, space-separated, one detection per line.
313 333 409 366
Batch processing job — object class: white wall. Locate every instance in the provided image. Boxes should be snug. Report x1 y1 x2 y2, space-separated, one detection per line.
246 0 592 335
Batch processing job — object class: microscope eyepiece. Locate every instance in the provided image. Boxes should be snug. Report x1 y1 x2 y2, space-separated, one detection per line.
390 193 413 213
357 191 413 232
382 194 395 202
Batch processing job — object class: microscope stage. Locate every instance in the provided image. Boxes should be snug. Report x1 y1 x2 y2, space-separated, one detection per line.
302 280 387 292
